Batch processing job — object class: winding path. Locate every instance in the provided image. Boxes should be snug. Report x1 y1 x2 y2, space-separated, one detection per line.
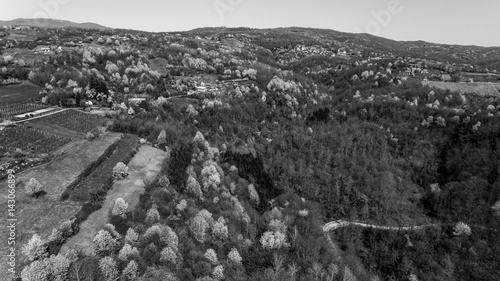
323 220 436 232
322 220 500 233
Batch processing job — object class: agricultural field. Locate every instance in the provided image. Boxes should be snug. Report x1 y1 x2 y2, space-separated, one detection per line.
0 103 50 120
422 81 500 96
32 109 109 134
0 80 42 104
64 134 139 203
0 124 73 154
0 133 123 274
60 145 168 256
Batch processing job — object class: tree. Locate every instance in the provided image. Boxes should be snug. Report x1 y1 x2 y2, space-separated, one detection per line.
228 247 242 264
21 254 71 281
122 260 138 280
212 216 228 240
190 214 210 243
125 228 139 246
453 222 472 237
204 248 219 265
145 204 161 224
113 162 129 180
212 265 224 281
112 198 129 218
118 244 139 261
22 234 47 261
92 229 120 256
157 129 167 145
160 246 177 265
99 256 118 281
492 201 500 216
25 178 43 197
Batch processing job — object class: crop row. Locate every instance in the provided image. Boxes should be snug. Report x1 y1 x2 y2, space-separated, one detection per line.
0 103 49 120
36 109 106 133
0 125 72 154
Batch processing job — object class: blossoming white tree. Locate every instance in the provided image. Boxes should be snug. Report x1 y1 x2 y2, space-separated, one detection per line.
125 228 139 246
111 198 129 218
145 204 161 224
92 229 120 256
99 256 118 281
453 222 472 237
228 247 242 264
112 162 129 180
25 178 43 197
22 234 47 261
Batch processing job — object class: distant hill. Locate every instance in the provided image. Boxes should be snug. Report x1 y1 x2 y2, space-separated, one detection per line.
0 18 111 31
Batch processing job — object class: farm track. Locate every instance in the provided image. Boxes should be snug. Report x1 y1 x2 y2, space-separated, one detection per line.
0 133 123 277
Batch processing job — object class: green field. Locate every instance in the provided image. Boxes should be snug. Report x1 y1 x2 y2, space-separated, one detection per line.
0 80 42 104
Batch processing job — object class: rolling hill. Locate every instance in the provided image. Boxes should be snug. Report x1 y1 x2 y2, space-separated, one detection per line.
0 18 111 30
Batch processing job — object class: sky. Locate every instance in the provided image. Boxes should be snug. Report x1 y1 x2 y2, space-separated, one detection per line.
1 0 499 47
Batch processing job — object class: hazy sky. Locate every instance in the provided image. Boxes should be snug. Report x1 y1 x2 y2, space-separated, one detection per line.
1 0 499 46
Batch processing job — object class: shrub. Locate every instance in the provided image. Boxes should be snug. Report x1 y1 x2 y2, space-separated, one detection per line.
25 178 43 197
111 198 129 218
22 234 47 261
158 175 171 189
99 256 119 281
112 162 129 180
86 132 96 140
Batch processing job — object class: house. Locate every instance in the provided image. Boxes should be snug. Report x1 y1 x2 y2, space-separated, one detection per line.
33 45 51 54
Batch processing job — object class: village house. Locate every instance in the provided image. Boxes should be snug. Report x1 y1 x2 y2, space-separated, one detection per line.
33 45 52 54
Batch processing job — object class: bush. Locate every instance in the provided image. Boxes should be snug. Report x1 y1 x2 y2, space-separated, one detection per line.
25 178 43 197
112 162 129 180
